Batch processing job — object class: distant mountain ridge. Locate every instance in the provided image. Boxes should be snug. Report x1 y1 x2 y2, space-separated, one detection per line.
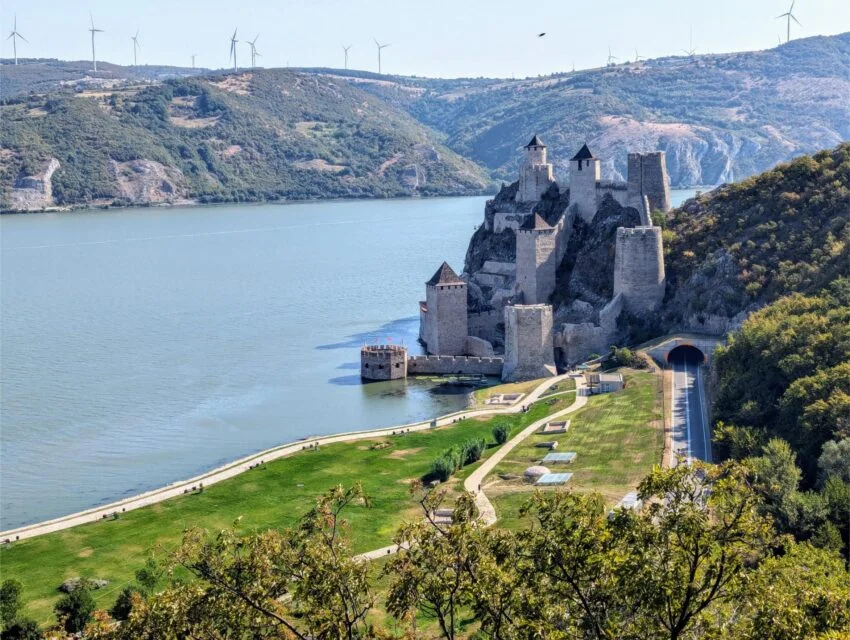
1 33 848 208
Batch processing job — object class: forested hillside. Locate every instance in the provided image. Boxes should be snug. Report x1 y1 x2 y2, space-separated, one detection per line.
660 142 850 332
0 69 490 209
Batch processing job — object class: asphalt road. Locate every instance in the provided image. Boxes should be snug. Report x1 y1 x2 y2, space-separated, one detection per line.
670 356 712 464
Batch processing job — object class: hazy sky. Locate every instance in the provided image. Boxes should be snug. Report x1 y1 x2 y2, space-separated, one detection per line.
1 0 848 78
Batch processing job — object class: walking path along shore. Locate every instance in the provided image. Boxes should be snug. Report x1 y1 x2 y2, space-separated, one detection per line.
2 374 577 543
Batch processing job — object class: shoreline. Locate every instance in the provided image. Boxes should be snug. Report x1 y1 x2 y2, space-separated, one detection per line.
0 375 571 543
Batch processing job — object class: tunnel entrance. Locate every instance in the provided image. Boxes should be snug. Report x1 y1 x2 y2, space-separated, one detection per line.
667 344 705 365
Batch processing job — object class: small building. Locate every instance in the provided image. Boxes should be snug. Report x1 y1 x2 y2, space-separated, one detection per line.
587 372 625 394
536 472 573 486
361 345 408 381
542 452 577 464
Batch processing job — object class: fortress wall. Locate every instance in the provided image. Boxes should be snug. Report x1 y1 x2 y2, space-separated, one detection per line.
503 304 556 382
614 226 666 314
599 293 624 331
518 164 555 203
597 183 629 208
627 152 671 214
407 355 504 376
468 310 502 345
494 210 529 233
555 322 616 366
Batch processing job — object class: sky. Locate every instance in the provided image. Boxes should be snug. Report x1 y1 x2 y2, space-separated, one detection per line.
1 0 848 78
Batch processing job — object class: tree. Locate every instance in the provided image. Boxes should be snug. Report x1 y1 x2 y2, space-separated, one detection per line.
818 437 850 485
492 423 509 445
385 489 477 639
0 618 41 640
54 582 95 633
0 580 22 632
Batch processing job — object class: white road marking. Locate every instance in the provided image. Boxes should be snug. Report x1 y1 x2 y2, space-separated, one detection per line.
696 365 711 462
683 362 692 464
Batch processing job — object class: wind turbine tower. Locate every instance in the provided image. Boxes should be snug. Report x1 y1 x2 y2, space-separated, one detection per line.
342 44 352 70
191 54 196 69
682 26 697 57
606 46 618 67
6 14 27 65
374 38 390 74
229 29 239 71
248 34 260 68
776 0 801 43
131 30 141 66
89 13 104 73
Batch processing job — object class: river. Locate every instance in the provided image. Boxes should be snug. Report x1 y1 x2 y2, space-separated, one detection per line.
0 191 696 529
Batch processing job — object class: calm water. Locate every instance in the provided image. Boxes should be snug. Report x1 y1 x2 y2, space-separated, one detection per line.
0 190 696 529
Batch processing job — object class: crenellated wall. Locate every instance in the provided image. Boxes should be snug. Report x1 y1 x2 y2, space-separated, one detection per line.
361 345 408 380
407 355 504 376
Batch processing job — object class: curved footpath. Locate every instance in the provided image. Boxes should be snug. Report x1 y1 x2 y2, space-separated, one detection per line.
2 374 575 543
357 377 588 561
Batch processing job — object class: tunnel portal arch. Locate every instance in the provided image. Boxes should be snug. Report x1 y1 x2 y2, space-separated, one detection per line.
667 344 705 365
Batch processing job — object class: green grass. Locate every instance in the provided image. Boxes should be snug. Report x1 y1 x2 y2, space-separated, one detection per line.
540 378 577 396
489 369 663 529
471 378 542 405
0 395 575 624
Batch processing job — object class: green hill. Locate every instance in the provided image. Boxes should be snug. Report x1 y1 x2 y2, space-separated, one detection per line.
0 69 491 209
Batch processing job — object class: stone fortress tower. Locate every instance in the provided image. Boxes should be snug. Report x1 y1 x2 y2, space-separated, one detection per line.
614 226 666 313
517 135 555 203
502 304 557 382
515 213 558 305
419 262 468 356
568 144 602 222
627 152 671 219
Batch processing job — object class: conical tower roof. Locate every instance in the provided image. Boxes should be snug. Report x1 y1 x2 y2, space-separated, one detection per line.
525 134 546 148
426 261 464 286
571 143 595 161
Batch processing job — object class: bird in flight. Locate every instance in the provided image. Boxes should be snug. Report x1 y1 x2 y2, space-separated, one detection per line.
538 32 546 37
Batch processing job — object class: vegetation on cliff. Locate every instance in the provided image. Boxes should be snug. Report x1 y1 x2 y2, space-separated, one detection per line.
0 69 490 208
663 142 850 325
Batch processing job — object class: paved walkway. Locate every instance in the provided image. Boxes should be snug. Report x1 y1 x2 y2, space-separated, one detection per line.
2 374 575 543
463 379 588 526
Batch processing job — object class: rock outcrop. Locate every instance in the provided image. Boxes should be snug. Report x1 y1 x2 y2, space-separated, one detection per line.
111 159 187 204
6 158 60 211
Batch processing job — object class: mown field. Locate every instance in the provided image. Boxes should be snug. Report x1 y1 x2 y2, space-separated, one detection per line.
488 369 664 530
1 391 576 623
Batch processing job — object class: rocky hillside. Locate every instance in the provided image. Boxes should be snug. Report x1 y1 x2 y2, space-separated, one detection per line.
349 33 850 187
660 142 850 334
0 69 490 209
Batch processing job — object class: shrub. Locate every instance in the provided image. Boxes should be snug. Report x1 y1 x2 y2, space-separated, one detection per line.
54 582 95 633
493 423 509 445
430 455 457 482
109 586 142 622
462 438 486 465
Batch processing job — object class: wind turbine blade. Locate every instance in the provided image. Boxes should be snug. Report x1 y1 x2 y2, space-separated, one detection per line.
790 0 795 11
775 12 787 18
19 33 28 43
791 15 801 26
6 33 13 40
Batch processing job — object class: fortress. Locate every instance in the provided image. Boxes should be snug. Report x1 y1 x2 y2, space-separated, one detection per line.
362 135 672 382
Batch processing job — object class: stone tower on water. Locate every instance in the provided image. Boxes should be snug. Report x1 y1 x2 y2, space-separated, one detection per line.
517 135 555 203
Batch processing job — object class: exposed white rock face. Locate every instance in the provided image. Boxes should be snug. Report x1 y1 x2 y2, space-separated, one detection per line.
7 158 60 210
111 159 187 203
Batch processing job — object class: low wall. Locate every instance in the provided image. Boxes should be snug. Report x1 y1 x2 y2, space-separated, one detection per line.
407 355 504 376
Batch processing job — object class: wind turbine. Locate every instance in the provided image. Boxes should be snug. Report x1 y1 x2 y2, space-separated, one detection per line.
374 38 390 74
131 30 141 66
606 46 618 66
776 0 801 43
342 44 352 70
248 34 260 68
229 28 239 71
634 49 645 62
6 14 27 65
89 13 104 73
191 54 196 69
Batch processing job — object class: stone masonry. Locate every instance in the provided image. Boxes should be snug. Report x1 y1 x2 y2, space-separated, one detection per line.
627 152 671 215
420 262 469 356
502 304 557 382
515 214 558 305
361 345 408 380
517 135 555 203
613 226 666 313
569 144 601 222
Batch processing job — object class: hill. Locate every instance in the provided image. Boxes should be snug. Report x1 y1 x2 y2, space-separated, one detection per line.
345 33 850 187
0 69 491 209
661 142 850 334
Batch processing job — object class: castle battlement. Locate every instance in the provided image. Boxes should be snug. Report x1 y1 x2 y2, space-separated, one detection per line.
614 225 666 314
361 345 408 381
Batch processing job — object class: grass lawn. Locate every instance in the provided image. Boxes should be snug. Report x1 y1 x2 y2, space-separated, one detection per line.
540 377 577 396
471 378 543 405
488 368 663 529
1 394 576 624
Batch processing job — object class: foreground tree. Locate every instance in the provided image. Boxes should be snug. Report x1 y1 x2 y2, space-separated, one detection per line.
53 582 95 634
